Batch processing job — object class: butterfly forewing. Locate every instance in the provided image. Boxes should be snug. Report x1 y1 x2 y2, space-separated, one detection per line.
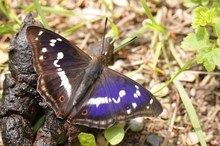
27 26 91 117
72 68 163 129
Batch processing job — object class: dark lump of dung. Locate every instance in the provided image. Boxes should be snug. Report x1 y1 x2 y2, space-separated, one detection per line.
0 13 81 146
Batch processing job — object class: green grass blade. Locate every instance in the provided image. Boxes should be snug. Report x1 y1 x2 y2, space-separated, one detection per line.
0 0 20 24
33 115 46 133
114 26 149 52
108 18 119 41
141 0 157 25
152 41 162 70
168 39 184 67
141 0 167 35
162 46 206 146
33 0 50 29
0 21 19 35
24 5 74 15
152 58 194 94
62 22 86 36
173 79 207 146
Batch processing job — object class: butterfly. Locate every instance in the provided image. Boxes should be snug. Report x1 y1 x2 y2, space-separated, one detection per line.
26 26 162 129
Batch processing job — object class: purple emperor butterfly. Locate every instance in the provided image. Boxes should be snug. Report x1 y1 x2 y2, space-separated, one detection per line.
26 26 162 129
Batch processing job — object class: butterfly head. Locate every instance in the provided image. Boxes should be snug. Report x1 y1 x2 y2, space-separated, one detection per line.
88 37 114 66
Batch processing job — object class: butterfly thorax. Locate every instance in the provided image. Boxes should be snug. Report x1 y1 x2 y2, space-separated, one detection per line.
71 57 103 106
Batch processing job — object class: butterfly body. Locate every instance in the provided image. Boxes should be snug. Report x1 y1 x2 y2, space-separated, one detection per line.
27 26 162 129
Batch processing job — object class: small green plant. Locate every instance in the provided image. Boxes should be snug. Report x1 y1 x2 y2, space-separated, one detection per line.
104 125 125 146
181 2 220 71
78 132 97 146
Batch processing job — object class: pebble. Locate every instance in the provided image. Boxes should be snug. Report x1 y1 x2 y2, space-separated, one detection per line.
82 8 101 20
96 133 106 146
129 117 144 132
113 0 128 7
186 132 199 145
145 134 161 146
176 71 196 82
130 73 146 85
190 88 196 97
159 103 170 120
109 60 124 72
0 72 5 90
0 50 8 64
150 82 169 96
159 108 169 120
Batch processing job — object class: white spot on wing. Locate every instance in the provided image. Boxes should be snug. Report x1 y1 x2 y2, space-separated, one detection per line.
135 85 139 89
112 98 120 103
50 39 57 43
150 99 153 104
57 71 71 97
126 109 131 114
87 96 109 107
146 106 149 109
132 102 137 109
133 93 138 98
136 90 141 96
57 52 64 59
35 37 38 40
57 68 62 71
38 31 43 36
119 90 126 97
50 43 55 47
53 60 60 67
57 38 62 41
87 89 128 107
42 47 47 53
39 55 43 60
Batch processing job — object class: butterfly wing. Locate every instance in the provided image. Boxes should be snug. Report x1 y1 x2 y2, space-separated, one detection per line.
72 68 163 129
26 26 91 117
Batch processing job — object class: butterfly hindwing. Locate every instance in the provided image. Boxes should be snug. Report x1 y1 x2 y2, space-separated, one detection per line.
73 68 163 129
27 26 91 117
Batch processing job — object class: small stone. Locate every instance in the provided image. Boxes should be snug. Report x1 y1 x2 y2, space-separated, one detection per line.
190 88 196 97
145 134 161 146
82 8 101 20
96 133 106 146
109 60 124 72
186 132 199 145
159 108 169 120
0 72 6 90
150 82 169 96
177 71 196 82
113 0 128 7
0 50 8 64
205 133 213 142
130 74 146 85
129 117 144 132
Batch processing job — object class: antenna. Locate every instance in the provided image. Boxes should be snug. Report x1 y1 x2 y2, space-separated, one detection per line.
101 17 108 55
